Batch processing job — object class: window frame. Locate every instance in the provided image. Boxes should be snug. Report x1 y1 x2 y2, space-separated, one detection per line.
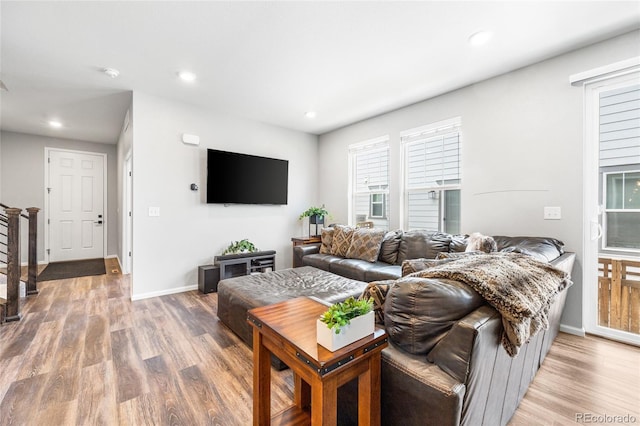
602 169 640 252
348 136 390 228
400 117 462 232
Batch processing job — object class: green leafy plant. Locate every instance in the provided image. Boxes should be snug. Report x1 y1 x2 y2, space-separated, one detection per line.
222 239 258 255
319 297 373 334
299 205 330 220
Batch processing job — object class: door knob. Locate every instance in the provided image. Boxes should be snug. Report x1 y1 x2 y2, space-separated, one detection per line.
95 220 103 224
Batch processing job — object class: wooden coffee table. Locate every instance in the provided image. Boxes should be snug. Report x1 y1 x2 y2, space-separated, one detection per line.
247 297 388 426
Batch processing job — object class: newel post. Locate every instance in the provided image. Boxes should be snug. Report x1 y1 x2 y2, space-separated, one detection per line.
5 207 22 322
26 207 40 295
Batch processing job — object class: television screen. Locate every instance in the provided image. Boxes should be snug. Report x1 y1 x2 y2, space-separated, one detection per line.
207 149 289 205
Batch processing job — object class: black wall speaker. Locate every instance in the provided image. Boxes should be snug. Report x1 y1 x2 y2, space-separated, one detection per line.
198 265 220 294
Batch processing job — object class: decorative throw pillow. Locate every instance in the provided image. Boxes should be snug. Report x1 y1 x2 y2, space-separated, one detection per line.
378 230 403 264
359 280 394 324
319 227 334 254
330 225 356 257
401 258 455 277
465 232 497 253
346 228 386 262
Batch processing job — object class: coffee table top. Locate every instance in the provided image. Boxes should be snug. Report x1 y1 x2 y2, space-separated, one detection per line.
247 296 387 375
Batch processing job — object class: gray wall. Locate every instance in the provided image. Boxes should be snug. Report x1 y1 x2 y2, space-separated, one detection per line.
128 92 318 299
317 30 640 331
0 131 118 262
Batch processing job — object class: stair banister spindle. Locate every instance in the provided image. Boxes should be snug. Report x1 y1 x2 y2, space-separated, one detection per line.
4 207 22 322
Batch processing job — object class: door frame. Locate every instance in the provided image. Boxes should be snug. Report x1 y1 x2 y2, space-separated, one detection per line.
123 152 133 274
581 70 640 346
44 147 108 264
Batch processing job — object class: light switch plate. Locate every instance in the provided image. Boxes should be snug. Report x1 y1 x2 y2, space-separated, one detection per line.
544 206 561 220
148 207 160 217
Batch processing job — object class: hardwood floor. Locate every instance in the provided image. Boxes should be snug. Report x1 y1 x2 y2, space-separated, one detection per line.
0 262 638 425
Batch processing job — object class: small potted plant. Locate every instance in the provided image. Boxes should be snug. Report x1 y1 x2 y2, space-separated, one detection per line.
317 297 374 351
299 205 330 236
222 239 258 255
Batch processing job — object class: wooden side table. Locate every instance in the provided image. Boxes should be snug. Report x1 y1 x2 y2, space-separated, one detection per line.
291 236 321 246
247 297 388 425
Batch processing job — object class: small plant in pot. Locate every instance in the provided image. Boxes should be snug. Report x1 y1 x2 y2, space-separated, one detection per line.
222 239 258 255
317 297 375 351
299 206 330 236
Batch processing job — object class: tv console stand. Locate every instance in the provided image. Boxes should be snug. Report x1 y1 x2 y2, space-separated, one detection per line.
214 250 276 280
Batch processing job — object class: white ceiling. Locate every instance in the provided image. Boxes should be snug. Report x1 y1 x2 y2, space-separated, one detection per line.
1 1 639 144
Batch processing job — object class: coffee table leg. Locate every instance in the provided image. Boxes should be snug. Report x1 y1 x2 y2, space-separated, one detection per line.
358 353 382 426
253 330 271 425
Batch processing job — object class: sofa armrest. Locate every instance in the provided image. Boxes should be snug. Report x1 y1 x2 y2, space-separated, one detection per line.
293 243 321 267
427 305 500 383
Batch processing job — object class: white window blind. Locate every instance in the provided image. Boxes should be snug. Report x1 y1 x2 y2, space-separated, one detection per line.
349 137 389 229
402 118 461 233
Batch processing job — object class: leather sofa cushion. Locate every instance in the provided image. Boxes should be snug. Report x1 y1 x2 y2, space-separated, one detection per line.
365 265 402 282
302 253 342 271
329 258 380 281
397 231 452 264
385 276 484 355
449 234 469 253
378 230 403 264
493 236 564 262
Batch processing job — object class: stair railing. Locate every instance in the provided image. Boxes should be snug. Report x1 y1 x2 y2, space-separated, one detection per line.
0 203 40 323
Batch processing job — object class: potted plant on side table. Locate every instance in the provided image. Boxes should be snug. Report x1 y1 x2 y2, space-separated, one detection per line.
299 205 330 237
317 297 374 351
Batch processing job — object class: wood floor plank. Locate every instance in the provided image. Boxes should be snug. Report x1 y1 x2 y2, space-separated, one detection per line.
111 327 149 403
1 270 638 425
15 319 64 380
83 314 111 367
144 354 200 425
76 361 118 425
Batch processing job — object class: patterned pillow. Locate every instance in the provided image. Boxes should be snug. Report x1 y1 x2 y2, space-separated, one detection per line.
359 280 394 324
346 228 386 262
331 225 356 257
319 227 334 254
401 258 455 276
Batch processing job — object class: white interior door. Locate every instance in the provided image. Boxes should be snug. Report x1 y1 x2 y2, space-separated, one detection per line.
48 149 105 262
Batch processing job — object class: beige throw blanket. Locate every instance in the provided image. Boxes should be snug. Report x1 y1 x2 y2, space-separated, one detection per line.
414 252 571 356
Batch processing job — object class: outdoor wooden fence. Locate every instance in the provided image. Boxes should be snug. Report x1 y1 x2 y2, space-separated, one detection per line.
598 257 640 334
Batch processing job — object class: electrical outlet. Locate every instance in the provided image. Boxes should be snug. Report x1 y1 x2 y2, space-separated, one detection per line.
148 207 160 217
544 206 561 220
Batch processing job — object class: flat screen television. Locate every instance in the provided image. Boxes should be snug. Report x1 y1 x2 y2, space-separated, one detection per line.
207 149 289 205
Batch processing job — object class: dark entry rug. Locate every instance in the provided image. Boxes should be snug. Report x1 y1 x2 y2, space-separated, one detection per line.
38 258 106 282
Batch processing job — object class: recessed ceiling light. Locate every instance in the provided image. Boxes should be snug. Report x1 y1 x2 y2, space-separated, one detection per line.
102 68 120 79
468 30 493 46
304 111 317 119
48 120 63 128
178 71 197 82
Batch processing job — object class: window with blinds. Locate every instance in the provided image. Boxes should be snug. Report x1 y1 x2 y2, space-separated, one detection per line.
600 84 640 251
349 137 389 230
402 118 461 233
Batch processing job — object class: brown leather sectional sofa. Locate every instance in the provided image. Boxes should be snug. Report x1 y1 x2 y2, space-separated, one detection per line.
294 232 576 425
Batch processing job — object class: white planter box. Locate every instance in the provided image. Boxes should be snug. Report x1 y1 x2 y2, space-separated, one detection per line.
317 311 375 351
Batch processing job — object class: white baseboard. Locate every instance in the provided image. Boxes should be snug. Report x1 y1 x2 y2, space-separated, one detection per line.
559 324 586 337
131 284 198 301
1 261 47 268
